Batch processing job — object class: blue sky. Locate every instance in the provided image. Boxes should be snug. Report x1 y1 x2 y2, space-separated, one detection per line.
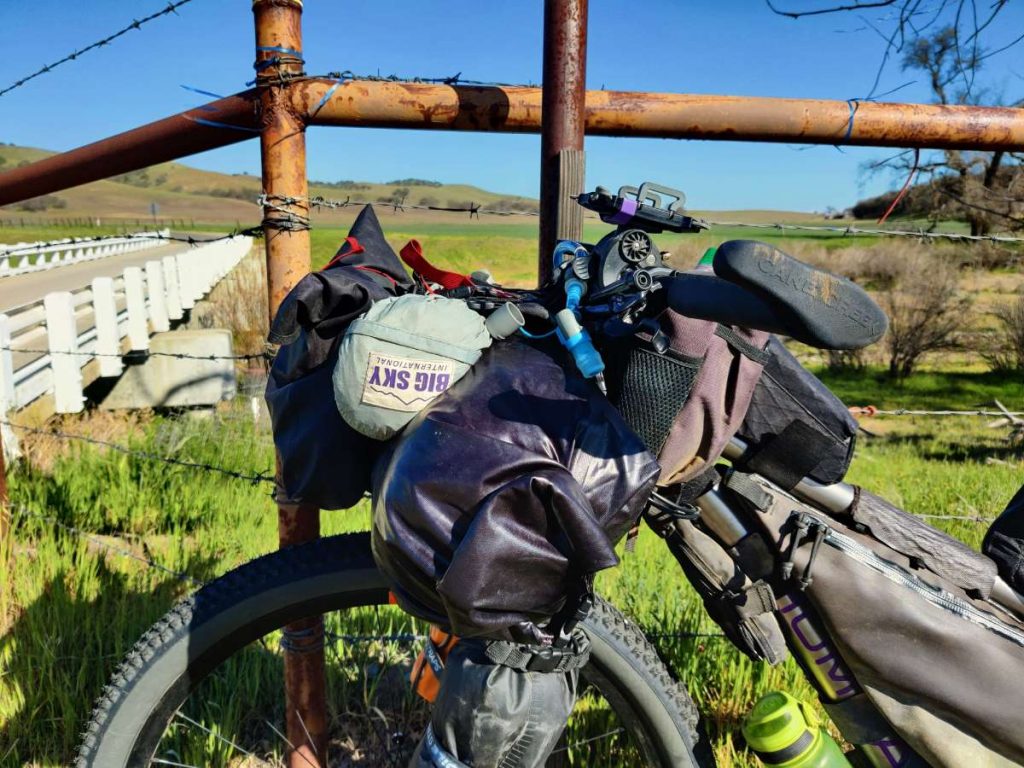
1 1 1022 211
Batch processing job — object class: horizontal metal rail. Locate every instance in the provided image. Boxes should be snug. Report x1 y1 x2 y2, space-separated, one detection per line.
0 229 168 277
1 80 1022 208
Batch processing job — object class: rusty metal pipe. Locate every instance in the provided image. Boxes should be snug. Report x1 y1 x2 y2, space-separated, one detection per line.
252 1 326 766
0 92 258 207
299 80 1024 150
539 0 588 283
2 83 1024 211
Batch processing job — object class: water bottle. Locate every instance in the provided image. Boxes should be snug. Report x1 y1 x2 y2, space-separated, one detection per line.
743 691 851 767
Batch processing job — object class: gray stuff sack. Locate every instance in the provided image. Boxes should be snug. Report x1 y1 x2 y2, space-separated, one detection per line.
334 294 492 440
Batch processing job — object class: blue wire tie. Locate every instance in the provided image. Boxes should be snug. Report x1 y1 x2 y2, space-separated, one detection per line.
189 117 261 134
844 98 860 142
310 79 343 116
180 84 226 100
256 44 303 58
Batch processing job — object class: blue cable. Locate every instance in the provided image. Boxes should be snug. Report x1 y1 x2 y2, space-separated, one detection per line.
519 326 556 339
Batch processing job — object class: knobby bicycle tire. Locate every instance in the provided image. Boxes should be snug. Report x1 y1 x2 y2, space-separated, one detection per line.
76 532 712 767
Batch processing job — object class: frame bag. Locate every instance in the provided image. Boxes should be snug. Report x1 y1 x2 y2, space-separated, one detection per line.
722 471 1024 768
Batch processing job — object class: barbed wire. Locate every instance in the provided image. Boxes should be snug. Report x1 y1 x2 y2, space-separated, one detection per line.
851 406 1024 417
0 418 274 486
0 0 200 99
258 193 1024 244
1 346 272 364
8 504 203 585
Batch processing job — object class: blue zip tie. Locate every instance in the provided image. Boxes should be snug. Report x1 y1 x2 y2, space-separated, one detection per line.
256 44 303 58
180 84 226 100
844 98 860 141
519 326 556 339
310 79 342 117
189 117 261 134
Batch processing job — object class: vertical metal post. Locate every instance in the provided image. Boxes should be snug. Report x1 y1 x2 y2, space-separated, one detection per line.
252 2 326 766
539 0 588 284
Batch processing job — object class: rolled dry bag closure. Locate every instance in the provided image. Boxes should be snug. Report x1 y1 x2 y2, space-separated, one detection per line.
334 294 492 440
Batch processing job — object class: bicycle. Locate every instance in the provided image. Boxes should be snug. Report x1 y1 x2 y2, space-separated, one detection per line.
76 184 1024 768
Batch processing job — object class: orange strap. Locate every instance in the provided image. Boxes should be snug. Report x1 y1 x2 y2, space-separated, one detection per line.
411 625 459 703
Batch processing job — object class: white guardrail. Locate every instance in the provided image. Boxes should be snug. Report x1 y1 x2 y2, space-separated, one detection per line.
0 229 170 277
0 237 252 420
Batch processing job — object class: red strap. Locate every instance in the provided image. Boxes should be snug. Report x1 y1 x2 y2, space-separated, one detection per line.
400 239 474 290
323 236 365 270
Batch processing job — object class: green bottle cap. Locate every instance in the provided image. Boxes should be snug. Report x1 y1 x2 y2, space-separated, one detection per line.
742 691 812 755
697 246 717 267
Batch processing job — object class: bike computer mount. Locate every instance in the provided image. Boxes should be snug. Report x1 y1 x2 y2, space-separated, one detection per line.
576 182 708 235
574 182 708 296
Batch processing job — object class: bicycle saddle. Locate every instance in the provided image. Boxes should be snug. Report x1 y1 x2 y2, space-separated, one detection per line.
666 240 887 350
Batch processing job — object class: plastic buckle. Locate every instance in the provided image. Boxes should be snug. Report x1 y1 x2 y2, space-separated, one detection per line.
524 645 562 673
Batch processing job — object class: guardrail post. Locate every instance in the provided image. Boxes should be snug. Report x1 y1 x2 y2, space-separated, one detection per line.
145 260 170 333
91 277 123 378
253 1 325 765
539 0 588 284
123 267 150 351
44 291 84 414
0 314 17 467
162 255 183 321
177 252 196 311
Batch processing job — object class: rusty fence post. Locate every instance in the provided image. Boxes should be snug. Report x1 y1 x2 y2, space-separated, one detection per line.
539 0 588 284
252 1 327 766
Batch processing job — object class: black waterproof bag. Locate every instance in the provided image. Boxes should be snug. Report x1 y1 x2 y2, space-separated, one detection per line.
735 336 858 487
265 206 413 509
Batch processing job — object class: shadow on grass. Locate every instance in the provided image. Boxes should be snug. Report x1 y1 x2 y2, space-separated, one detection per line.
0 552 220 765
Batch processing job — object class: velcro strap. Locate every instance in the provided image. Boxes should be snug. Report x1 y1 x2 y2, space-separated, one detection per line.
723 470 774 511
400 239 475 289
485 631 591 673
744 421 831 491
732 580 777 620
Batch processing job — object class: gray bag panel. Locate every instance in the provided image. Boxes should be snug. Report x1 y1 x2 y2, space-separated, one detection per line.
742 475 1024 768
412 639 579 768
852 490 997 598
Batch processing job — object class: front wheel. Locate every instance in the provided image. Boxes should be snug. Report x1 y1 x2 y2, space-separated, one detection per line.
76 532 712 767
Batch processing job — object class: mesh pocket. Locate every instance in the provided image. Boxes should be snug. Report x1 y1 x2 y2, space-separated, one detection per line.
606 344 700 454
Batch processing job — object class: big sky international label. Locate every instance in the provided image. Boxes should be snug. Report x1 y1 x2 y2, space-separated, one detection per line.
360 352 455 412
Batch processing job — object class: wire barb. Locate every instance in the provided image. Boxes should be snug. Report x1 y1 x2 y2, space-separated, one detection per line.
0 0 199 98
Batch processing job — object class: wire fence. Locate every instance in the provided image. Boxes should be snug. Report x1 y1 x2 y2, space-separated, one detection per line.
0 0 200 99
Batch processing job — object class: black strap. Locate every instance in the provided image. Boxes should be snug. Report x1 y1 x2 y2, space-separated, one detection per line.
714 324 771 364
485 629 591 673
743 421 831 492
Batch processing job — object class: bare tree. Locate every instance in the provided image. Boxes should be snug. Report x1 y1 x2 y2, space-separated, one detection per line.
767 2 1024 234
983 292 1024 373
881 252 971 379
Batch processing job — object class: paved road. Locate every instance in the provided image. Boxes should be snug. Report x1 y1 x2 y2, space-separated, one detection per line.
0 241 191 313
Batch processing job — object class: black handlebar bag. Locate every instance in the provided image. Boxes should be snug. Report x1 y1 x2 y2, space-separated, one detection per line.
265 206 413 509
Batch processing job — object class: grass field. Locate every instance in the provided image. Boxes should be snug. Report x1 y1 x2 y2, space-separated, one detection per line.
1 220 1023 766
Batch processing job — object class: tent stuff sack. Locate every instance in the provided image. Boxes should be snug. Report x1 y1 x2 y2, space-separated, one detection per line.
602 307 770 487
265 205 414 509
333 294 492 441
733 336 858 488
371 337 660 642
720 470 1024 768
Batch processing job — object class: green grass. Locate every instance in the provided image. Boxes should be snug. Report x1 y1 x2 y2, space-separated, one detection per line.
2 222 1023 766
2 367 1020 766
